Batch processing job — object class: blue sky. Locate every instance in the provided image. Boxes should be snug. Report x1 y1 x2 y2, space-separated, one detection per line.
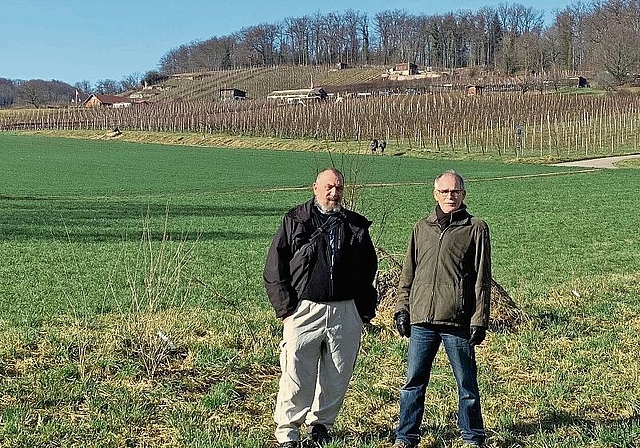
2 0 576 86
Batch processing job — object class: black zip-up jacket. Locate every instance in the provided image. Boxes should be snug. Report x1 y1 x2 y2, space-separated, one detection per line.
264 198 378 322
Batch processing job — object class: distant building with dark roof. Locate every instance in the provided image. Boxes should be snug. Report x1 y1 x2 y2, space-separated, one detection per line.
83 94 132 108
219 88 247 101
266 87 328 104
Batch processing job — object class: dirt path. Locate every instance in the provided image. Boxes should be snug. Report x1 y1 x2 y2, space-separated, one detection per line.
552 154 640 169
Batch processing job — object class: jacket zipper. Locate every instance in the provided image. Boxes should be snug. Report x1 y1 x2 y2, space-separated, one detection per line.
428 224 453 322
328 228 334 297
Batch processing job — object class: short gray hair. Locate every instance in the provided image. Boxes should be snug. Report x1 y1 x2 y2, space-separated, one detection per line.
433 170 465 190
316 167 344 183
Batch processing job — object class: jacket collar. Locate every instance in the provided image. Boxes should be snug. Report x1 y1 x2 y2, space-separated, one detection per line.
286 198 322 223
427 203 471 226
287 198 371 229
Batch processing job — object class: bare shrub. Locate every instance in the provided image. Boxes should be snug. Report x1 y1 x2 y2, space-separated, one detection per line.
113 212 196 376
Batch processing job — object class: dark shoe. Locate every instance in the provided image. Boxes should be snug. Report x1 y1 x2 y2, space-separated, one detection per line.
310 424 331 447
278 442 301 448
392 441 416 448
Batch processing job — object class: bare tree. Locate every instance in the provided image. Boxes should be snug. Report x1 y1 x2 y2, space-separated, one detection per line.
196 37 237 70
142 71 168 87
343 10 365 65
284 15 311 65
494 3 544 73
74 80 92 95
18 80 47 108
120 73 142 91
240 23 281 66
323 12 344 65
94 79 120 95
0 78 18 107
374 10 397 64
309 12 329 64
412 16 430 66
159 44 192 74
586 0 640 85
190 39 219 71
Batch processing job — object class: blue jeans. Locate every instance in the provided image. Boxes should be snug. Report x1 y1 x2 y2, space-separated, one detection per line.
396 324 485 445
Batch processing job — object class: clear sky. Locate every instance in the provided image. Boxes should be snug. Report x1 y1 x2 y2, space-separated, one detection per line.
2 0 576 86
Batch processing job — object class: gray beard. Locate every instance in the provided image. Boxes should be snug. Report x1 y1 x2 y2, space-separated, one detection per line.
314 198 342 214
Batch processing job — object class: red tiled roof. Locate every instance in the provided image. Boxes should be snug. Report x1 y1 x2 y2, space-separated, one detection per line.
93 94 131 104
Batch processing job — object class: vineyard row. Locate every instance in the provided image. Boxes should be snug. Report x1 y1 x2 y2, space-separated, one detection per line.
3 93 640 158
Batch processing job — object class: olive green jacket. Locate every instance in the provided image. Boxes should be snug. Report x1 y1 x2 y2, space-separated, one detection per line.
394 206 491 328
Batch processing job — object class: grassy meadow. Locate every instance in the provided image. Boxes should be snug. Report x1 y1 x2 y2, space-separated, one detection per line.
0 132 639 447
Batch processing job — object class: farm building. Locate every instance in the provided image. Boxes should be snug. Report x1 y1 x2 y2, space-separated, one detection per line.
466 85 484 96
219 88 247 101
266 87 328 104
83 94 132 108
394 62 418 75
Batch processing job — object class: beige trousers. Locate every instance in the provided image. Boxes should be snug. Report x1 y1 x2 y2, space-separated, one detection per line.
274 299 363 443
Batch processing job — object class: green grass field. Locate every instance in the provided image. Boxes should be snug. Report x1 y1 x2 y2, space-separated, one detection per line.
0 133 639 447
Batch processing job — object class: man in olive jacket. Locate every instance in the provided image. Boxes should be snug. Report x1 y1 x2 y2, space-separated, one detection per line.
264 167 378 448
393 170 491 448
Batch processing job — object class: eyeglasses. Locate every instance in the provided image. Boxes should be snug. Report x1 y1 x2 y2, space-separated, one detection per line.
435 189 464 197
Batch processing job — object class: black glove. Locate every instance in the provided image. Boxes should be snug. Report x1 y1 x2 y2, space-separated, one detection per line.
469 326 486 346
394 311 411 338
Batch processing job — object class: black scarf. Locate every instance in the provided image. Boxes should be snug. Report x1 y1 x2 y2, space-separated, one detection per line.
435 204 466 230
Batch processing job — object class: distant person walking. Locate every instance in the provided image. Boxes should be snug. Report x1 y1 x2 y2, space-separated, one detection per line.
264 167 378 448
370 139 378 154
393 170 492 448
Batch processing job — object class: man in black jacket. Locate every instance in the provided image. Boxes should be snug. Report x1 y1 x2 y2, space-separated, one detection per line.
264 167 378 448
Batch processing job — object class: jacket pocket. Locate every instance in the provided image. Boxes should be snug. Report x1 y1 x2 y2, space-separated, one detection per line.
290 241 317 296
460 271 475 315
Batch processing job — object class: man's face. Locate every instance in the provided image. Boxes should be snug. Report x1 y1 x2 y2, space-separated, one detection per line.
433 174 466 213
313 170 344 212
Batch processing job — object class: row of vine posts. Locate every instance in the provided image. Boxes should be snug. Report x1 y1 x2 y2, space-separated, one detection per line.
2 91 639 158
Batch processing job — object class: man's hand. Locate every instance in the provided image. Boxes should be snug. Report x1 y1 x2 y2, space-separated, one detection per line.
469 326 486 346
394 311 411 338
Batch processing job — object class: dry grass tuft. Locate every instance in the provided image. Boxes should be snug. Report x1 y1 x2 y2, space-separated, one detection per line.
488 278 529 333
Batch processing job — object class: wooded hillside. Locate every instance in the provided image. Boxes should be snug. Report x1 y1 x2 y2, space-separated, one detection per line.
159 0 640 89
3 0 640 109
